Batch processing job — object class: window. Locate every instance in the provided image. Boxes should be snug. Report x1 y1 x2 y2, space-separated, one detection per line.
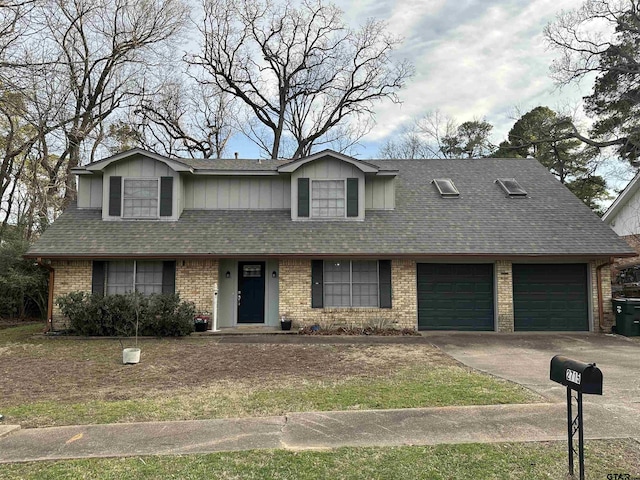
123 179 159 218
432 178 460 197
496 178 527 197
311 180 345 218
106 261 164 295
324 260 379 307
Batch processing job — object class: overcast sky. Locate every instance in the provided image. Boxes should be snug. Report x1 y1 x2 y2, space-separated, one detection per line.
226 0 599 160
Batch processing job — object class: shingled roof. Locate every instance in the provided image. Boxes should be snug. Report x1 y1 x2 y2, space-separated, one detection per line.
27 157 634 258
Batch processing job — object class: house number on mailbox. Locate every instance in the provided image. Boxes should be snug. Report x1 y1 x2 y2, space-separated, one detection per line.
566 369 581 385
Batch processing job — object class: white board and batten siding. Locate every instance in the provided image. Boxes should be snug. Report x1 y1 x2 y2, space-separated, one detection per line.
183 177 291 209
101 155 182 221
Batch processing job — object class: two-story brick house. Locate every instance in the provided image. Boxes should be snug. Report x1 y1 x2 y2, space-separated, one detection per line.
26 148 633 332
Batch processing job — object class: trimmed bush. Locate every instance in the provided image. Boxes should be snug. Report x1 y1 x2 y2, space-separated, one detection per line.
56 292 195 337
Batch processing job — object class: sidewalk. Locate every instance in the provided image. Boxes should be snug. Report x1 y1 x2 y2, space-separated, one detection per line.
1 402 638 463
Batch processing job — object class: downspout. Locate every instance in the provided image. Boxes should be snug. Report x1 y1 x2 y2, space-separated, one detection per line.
596 259 612 332
36 258 54 333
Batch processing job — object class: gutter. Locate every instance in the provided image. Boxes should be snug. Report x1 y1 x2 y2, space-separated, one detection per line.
35 258 54 333
596 259 613 332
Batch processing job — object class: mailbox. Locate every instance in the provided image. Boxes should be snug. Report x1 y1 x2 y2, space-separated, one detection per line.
550 355 603 395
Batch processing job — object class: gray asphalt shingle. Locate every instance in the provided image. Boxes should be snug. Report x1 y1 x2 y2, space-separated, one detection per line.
27 157 634 257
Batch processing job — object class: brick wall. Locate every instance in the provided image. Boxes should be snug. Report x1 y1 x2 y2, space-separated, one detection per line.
51 260 92 330
51 259 220 330
591 260 613 332
496 260 514 332
279 259 417 329
175 259 219 314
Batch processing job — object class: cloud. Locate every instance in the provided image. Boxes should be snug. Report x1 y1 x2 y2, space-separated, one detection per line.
341 0 592 153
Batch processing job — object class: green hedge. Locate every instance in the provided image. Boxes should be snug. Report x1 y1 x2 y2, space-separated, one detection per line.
56 292 196 337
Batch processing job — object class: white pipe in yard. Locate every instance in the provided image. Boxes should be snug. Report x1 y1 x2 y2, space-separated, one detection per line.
210 283 219 332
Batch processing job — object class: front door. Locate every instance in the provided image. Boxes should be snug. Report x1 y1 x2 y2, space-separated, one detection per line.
237 262 266 324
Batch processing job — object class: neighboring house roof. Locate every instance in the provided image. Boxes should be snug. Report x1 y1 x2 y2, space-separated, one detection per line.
602 171 640 224
27 157 634 258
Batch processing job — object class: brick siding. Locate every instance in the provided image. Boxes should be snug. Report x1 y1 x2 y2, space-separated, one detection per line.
51 260 92 330
591 260 613 332
279 259 417 329
496 260 514 332
175 259 219 314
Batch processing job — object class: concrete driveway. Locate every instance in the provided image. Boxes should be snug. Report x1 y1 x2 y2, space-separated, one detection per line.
428 332 640 437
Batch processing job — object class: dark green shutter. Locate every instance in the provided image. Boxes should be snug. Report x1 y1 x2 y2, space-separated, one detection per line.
92 261 106 295
311 260 323 308
160 177 173 217
347 178 358 217
162 261 176 294
109 176 121 216
379 260 392 308
298 178 310 217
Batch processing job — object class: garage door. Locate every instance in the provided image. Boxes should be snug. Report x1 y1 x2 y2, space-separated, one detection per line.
417 263 494 331
513 264 589 331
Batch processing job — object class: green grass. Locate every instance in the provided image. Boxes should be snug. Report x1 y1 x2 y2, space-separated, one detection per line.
1 365 535 427
1 440 638 479
0 324 539 427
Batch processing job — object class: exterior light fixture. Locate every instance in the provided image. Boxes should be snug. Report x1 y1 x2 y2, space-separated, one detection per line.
225 271 231 278
272 271 277 278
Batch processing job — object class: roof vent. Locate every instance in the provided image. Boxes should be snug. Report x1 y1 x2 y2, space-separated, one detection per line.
496 178 527 197
432 178 460 197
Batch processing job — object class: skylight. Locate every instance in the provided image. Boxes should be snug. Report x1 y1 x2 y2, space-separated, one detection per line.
496 178 527 197
432 178 459 197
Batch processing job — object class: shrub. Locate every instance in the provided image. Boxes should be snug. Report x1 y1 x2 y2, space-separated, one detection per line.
56 292 195 337
140 293 195 337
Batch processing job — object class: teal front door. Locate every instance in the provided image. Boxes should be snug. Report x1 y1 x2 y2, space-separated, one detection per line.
237 262 266 324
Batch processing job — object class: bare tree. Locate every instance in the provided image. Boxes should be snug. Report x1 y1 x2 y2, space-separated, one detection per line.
135 78 238 159
34 0 189 203
380 111 495 159
190 0 412 159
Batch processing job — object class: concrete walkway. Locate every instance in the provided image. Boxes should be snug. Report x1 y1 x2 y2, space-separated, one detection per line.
1 402 638 463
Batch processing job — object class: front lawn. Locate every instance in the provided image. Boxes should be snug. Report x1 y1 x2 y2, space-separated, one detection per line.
0 325 540 427
1 440 638 479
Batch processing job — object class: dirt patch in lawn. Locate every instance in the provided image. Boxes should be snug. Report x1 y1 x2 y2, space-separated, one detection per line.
0 334 454 406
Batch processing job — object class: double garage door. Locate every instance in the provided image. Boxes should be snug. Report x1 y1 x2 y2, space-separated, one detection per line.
417 263 589 331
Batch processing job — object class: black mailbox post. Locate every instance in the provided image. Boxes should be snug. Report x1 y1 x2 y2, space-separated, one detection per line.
550 355 603 480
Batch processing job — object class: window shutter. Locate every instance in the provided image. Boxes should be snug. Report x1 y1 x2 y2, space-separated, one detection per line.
108 176 121 216
311 260 323 308
298 178 309 217
379 260 392 308
160 177 173 217
162 261 176 294
347 178 358 217
92 261 106 296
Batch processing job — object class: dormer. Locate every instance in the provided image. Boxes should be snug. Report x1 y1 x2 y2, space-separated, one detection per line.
72 149 193 221
278 150 396 221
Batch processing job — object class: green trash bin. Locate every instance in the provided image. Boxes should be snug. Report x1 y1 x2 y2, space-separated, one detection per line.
612 298 640 336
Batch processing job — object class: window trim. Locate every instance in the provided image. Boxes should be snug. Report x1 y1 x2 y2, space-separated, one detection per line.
122 177 160 219
323 260 380 308
310 179 346 219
